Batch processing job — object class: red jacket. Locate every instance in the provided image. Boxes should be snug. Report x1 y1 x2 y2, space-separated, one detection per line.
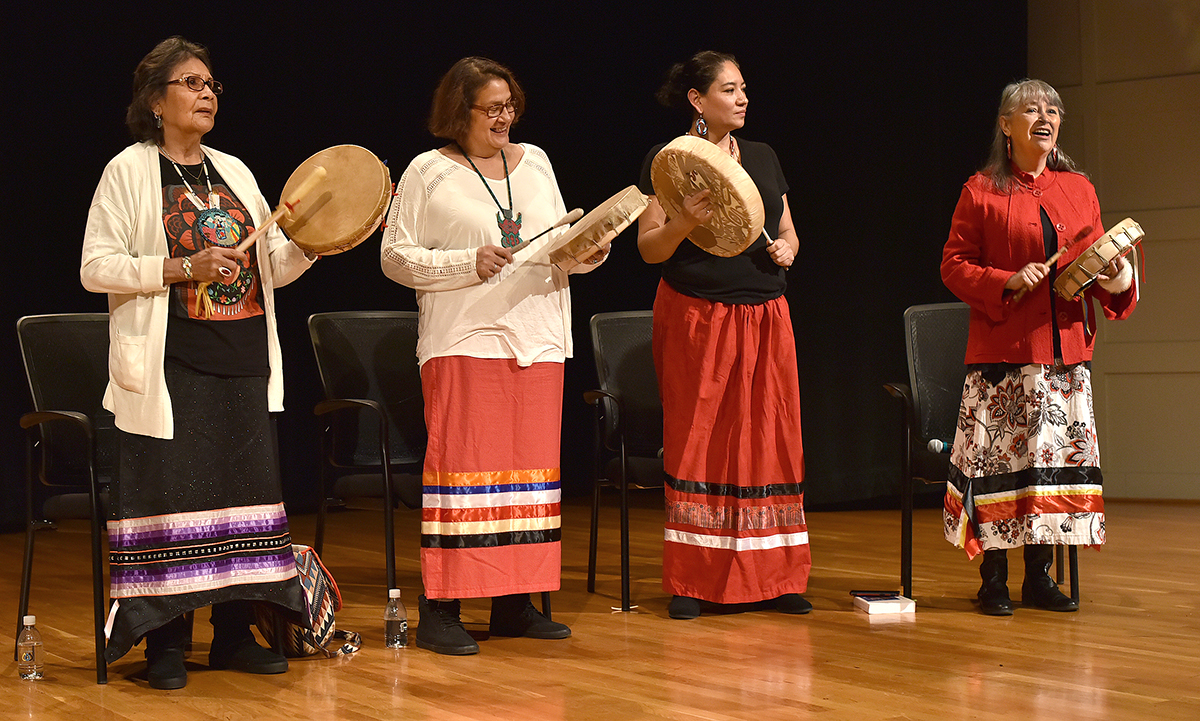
941 168 1136 365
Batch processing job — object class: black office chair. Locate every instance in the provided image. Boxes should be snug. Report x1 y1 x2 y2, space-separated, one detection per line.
584 311 669 612
883 302 1078 600
308 311 427 591
16 313 113 684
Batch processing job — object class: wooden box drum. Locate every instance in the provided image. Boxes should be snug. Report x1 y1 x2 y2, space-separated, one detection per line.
650 135 765 257
1054 218 1144 301
546 185 649 271
277 145 391 255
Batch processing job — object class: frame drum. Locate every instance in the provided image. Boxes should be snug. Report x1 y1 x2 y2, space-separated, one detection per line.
278 145 391 255
1054 218 1144 301
546 186 649 272
650 135 765 257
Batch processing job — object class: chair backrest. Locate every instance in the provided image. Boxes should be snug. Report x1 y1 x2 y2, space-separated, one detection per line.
903 302 971 447
16 313 115 487
308 311 426 466
589 311 662 455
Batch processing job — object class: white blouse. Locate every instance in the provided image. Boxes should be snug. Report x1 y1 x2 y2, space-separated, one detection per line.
381 144 598 366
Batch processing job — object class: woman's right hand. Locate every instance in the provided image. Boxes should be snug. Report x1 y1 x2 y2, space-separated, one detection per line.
166 246 246 285
1004 262 1050 294
476 244 514 280
193 246 246 282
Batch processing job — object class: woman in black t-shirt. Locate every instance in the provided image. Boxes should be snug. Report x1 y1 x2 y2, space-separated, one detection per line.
636 51 812 621
80 37 314 690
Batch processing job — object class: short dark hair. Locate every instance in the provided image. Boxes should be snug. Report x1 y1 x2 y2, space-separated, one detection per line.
656 51 739 113
427 57 525 142
126 36 213 145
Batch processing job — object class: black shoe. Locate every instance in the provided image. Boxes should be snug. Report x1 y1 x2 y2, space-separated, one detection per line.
1021 545 1079 612
146 646 187 690
416 595 479 655
977 549 1014 616
489 594 571 639
145 615 189 689
668 595 701 619
208 600 289 673
209 638 289 674
775 594 813 615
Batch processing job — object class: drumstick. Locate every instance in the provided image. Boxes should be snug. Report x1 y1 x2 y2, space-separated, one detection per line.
231 166 328 256
510 208 584 254
1011 224 1094 303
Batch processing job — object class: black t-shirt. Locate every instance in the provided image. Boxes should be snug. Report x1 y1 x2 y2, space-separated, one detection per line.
159 154 269 377
638 137 789 304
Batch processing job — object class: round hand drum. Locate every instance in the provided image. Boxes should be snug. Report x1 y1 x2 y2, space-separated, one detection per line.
1054 217 1144 301
278 145 391 255
546 185 649 271
650 135 765 257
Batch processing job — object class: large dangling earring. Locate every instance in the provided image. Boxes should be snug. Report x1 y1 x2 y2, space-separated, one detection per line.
1006 135 1011 159
1050 145 1060 166
154 112 162 129
695 114 708 137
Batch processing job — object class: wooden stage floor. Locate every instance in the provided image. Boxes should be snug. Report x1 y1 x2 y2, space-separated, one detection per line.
3 496 1198 720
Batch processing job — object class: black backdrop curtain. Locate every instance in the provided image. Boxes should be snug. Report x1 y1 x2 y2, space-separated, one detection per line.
0 2 1025 528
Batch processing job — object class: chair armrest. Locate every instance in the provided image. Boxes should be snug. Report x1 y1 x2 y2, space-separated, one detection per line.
882 382 916 435
583 389 616 405
314 398 384 419
584 389 622 454
20 410 92 435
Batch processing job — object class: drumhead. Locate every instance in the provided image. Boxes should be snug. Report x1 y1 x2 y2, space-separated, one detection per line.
278 145 391 255
650 135 765 257
547 185 648 270
1053 217 1144 301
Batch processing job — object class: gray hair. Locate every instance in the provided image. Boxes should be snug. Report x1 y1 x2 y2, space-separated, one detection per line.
982 78 1083 193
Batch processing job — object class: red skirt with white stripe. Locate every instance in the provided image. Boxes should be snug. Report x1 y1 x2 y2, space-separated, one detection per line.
654 280 811 603
420 356 563 599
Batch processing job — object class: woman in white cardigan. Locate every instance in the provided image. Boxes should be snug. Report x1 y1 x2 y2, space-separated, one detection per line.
80 36 313 690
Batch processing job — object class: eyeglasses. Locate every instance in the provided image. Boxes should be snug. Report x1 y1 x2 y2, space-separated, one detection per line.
167 75 223 95
471 100 518 118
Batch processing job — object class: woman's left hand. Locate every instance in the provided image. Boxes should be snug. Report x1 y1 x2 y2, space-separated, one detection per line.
1096 254 1133 293
585 246 610 265
767 236 794 268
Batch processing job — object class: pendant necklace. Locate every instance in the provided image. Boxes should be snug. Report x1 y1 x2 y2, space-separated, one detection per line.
458 143 522 247
161 147 220 211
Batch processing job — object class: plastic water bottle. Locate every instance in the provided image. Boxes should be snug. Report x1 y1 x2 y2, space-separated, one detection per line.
384 589 408 648
17 615 44 680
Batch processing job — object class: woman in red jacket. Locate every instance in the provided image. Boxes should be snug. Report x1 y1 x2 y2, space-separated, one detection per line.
941 79 1136 616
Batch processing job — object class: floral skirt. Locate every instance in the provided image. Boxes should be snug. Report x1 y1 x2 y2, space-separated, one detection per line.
943 363 1105 558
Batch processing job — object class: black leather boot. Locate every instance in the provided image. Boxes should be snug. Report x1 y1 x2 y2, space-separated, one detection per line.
489 594 571 639
416 595 479 655
208 600 289 673
977 549 1014 616
145 614 190 689
1021 544 1079 611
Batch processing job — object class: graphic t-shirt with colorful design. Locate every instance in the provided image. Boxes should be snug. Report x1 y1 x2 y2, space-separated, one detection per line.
159 154 269 377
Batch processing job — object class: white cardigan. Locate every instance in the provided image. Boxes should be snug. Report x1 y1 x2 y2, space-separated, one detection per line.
80 141 313 439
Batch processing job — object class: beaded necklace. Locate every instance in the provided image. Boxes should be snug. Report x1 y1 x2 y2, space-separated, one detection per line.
457 144 522 247
160 147 220 211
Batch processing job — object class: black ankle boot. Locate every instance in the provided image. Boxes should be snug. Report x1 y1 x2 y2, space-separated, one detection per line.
145 614 190 690
1021 545 1079 612
977 549 1014 616
668 596 701 619
489 594 571 639
416 595 479 655
208 601 288 673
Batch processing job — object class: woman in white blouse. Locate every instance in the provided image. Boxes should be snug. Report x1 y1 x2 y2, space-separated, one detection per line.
381 56 603 656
